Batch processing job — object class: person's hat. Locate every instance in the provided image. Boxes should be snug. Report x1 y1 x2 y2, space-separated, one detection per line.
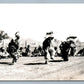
45 31 54 38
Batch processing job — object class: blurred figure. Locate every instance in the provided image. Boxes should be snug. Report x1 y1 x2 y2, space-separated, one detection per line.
38 45 43 56
76 48 84 56
26 45 31 56
66 36 77 56
69 45 76 56
7 32 20 64
42 32 55 64
60 40 73 61
32 47 39 56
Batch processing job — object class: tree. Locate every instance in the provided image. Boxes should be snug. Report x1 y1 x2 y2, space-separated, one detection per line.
0 30 9 40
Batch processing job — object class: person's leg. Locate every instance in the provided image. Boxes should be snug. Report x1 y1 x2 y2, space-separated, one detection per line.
51 48 55 60
11 53 17 64
61 50 64 59
49 49 54 60
12 58 15 64
63 52 68 61
44 49 48 64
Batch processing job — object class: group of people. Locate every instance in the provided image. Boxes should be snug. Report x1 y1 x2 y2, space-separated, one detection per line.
42 32 76 64
0 31 77 65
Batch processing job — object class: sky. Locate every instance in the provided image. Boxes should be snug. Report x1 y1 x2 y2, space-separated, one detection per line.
0 4 84 42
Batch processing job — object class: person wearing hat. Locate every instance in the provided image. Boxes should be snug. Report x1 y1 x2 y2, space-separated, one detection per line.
43 32 56 64
7 32 20 64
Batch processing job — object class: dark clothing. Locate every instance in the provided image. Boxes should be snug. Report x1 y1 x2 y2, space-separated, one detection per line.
42 37 54 64
43 38 51 50
60 41 70 51
26 45 30 53
7 39 19 64
7 39 19 53
60 41 71 61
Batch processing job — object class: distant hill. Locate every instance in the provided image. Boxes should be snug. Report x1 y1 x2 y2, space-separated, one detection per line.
19 38 42 51
20 38 42 47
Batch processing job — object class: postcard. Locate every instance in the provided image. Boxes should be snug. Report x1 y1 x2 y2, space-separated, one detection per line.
0 3 84 81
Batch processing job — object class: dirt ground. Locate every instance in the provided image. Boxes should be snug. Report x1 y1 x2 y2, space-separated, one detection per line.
0 56 84 80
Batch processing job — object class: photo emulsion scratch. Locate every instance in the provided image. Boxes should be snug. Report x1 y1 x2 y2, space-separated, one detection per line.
0 4 84 80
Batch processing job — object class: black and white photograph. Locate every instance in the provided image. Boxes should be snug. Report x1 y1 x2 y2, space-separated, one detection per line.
0 4 84 80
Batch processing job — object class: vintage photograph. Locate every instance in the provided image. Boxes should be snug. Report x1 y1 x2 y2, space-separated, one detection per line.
0 4 84 80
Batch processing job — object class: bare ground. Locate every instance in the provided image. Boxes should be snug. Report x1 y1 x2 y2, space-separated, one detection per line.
0 56 84 80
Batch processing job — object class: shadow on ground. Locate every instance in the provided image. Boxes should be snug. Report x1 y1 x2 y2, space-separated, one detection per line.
49 60 63 62
0 62 13 65
24 62 46 65
24 60 64 65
